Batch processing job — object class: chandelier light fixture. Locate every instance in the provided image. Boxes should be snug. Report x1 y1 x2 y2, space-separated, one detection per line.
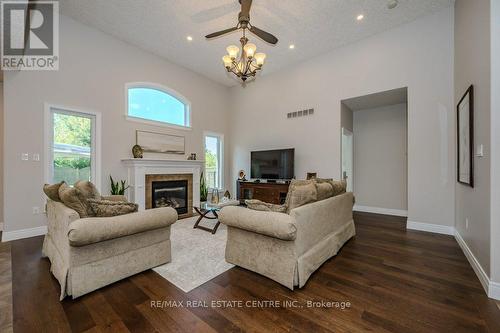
205 0 278 83
222 30 266 82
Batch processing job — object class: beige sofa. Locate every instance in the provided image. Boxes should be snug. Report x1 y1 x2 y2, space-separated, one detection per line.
219 192 355 289
42 199 177 300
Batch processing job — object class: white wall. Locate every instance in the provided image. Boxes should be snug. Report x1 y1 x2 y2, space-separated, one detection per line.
454 0 491 276
229 8 455 228
0 82 3 228
491 0 500 285
340 103 353 132
353 103 407 211
2 15 230 233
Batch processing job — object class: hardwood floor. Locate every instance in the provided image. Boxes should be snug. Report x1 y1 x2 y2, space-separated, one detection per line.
9 212 500 332
0 232 13 333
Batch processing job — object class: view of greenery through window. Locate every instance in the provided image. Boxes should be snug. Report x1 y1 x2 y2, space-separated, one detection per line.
52 113 92 184
205 136 219 189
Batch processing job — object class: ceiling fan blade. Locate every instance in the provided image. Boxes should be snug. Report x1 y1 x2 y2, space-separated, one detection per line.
249 25 278 44
205 26 239 39
240 0 253 17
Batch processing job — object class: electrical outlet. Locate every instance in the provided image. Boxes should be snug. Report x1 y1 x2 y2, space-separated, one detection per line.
32 206 40 215
465 218 469 230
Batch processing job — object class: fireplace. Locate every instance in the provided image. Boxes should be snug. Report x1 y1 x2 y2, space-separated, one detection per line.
145 174 193 219
151 180 188 214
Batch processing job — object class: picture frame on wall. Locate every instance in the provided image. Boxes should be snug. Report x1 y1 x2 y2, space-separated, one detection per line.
136 130 185 155
457 85 474 187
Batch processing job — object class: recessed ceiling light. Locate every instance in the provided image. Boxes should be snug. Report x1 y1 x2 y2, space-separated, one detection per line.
357 14 364 21
289 44 295 49
387 0 399 9
186 36 193 41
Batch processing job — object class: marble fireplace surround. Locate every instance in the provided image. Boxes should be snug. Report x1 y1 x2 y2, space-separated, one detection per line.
122 159 203 217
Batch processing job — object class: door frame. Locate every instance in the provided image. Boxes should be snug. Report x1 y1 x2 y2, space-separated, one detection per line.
341 127 354 192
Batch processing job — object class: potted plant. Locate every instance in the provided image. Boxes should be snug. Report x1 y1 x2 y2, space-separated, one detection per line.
110 175 130 195
200 172 208 202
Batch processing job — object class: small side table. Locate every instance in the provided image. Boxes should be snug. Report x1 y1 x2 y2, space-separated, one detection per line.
193 201 239 234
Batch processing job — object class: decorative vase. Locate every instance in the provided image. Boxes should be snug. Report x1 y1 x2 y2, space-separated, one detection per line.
211 189 219 204
132 145 143 158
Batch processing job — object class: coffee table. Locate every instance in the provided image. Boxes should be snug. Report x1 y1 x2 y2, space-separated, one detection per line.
193 201 238 234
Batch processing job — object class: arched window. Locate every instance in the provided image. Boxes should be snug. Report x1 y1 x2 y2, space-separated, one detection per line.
126 83 190 128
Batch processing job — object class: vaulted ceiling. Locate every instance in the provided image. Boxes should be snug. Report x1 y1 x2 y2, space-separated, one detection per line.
60 0 454 86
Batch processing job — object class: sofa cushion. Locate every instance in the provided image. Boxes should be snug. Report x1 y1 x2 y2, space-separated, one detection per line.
245 199 287 213
87 199 138 217
219 206 297 241
58 182 90 218
43 181 65 202
285 179 318 213
68 207 178 246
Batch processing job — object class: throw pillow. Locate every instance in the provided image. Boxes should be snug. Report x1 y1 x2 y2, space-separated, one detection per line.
43 181 65 202
315 181 334 201
329 179 347 196
74 181 101 216
245 199 287 213
58 183 89 218
87 199 138 217
74 180 101 200
316 178 347 197
285 179 318 213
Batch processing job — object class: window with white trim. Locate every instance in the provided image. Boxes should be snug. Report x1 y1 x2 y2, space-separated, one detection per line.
127 84 190 128
47 108 97 185
204 133 224 189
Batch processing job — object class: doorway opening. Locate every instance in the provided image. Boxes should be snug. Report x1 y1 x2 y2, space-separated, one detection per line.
341 87 408 217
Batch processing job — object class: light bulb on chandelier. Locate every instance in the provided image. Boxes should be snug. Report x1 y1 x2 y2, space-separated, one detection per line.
221 30 266 82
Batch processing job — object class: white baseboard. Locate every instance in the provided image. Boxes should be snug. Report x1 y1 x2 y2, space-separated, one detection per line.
1 226 47 242
406 220 455 235
489 281 500 300
454 230 490 294
354 205 408 217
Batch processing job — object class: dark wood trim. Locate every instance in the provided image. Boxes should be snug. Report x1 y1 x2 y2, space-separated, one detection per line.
457 84 474 187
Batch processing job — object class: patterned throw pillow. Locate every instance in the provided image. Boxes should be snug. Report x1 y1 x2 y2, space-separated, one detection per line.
74 181 102 216
315 181 334 201
74 180 101 200
284 179 318 213
43 181 65 202
315 178 347 197
245 199 287 213
329 179 347 196
87 199 139 217
58 182 89 218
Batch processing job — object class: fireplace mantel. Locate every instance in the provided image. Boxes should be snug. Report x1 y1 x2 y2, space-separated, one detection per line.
122 158 204 211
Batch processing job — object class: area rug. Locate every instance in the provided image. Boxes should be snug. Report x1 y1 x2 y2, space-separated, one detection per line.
153 217 234 293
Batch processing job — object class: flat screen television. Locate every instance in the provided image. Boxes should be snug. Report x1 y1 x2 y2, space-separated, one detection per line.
251 149 294 180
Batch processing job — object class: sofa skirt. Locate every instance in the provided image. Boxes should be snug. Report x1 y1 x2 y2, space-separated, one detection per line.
43 227 172 300
225 220 355 290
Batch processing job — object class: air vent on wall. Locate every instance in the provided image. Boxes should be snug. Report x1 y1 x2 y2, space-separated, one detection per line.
287 108 314 119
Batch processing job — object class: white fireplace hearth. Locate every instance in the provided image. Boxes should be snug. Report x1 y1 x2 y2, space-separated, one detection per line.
121 159 204 212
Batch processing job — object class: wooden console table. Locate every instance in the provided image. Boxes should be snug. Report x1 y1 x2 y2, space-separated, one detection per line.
237 181 290 204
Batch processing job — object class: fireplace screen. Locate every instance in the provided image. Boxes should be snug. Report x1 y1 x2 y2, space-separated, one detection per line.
151 180 188 214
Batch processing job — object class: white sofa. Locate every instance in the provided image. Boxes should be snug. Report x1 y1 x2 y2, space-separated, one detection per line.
219 192 355 289
43 199 177 299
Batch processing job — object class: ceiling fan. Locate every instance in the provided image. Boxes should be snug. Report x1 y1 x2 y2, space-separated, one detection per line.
205 0 278 45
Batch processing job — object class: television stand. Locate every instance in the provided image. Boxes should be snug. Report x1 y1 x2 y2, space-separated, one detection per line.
237 180 290 205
